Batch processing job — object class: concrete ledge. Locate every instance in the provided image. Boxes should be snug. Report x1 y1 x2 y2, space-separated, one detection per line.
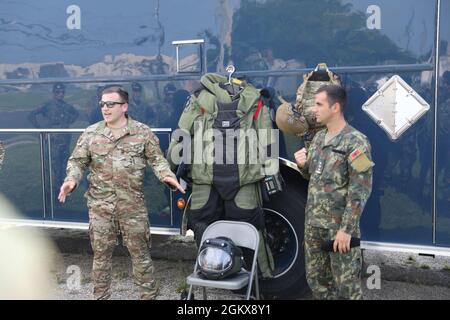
152 235 197 260
46 229 198 260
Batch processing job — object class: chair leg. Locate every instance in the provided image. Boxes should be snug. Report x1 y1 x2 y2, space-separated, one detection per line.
202 287 207 300
245 277 253 300
187 285 194 300
254 273 260 300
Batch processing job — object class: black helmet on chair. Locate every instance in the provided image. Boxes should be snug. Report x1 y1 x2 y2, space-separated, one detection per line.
197 237 244 280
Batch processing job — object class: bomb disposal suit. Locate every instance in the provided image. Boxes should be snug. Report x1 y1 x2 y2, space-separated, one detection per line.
168 73 277 277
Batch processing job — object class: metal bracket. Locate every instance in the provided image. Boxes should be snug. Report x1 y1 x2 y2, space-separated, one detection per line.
172 39 205 74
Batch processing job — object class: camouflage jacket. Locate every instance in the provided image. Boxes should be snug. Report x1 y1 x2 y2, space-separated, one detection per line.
0 141 4 169
300 124 374 235
29 100 79 128
65 118 176 204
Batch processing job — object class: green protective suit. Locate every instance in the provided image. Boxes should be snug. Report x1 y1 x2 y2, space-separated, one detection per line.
168 73 277 278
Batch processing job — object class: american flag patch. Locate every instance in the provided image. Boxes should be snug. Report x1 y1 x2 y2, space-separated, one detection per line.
350 149 362 160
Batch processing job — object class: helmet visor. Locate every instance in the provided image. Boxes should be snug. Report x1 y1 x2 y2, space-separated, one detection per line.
197 247 232 273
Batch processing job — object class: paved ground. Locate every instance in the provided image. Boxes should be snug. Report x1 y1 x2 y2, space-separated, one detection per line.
3 227 450 300
48 231 239 300
52 253 238 300
50 251 450 300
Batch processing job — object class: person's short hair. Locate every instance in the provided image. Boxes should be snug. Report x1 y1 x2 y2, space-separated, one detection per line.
101 85 129 103
315 84 347 112
53 83 65 92
164 83 176 95
131 82 142 91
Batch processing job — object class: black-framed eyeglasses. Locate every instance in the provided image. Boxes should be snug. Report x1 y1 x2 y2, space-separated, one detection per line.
99 101 126 108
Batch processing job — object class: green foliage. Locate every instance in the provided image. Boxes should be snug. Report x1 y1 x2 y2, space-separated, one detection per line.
201 29 230 72
230 0 414 70
176 280 188 293
0 91 49 111
0 140 43 215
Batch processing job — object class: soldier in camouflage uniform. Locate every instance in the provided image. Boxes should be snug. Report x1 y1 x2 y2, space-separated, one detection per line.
295 85 373 300
152 83 177 128
58 86 184 300
28 83 79 189
0 140 4 169
128 82 155 126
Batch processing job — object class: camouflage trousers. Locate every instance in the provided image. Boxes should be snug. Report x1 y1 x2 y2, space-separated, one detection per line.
88 201 158 300
304 225 362 300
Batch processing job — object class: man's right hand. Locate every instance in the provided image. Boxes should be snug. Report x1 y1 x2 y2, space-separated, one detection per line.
294 148 308 168
58 180 76 203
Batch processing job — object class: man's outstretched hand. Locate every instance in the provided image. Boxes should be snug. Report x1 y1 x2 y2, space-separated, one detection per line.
163 176 185 194
58 180 76 203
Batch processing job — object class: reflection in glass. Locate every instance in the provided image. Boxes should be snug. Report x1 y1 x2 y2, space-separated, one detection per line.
0 134 44 219
435 0 450 245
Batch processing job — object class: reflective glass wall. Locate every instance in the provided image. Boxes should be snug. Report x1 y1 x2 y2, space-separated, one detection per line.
0 0 444 241
436 0 450 246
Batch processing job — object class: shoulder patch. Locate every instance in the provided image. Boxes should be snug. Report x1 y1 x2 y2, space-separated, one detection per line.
350 149 362 160
349 148 374 173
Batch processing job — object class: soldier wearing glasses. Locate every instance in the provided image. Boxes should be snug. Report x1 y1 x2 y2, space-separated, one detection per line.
58 86 184 300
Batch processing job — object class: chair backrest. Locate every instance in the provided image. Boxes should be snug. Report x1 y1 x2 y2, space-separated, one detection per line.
200 220 260 251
